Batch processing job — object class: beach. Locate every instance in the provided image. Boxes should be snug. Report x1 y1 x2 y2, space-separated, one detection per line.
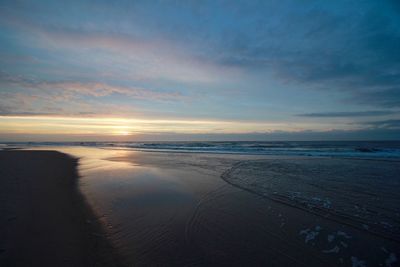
2 0 400 266
1 146 399 266
0 150 122 267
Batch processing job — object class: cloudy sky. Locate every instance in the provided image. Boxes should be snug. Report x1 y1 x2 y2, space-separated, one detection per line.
0 0 399 141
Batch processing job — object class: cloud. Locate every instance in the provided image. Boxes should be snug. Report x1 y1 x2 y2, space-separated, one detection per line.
203 2 400 107
0 111 57 116
39 81 184 100
0 72 184 101
1 15 240 84
0 92 46 115
297 111 396 118
1 0 399 137
353 88 400 108
361 119 400 130
4 1 399 102
0 70 187 121
0 89 149 118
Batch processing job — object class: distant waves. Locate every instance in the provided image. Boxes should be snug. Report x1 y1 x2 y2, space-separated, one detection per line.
2 141 400 159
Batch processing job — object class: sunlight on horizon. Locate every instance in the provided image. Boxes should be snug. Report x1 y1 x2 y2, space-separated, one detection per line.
0 115 341 138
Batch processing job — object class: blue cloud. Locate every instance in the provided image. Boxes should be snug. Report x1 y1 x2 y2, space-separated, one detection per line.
0 0 399 139
297 111 396 118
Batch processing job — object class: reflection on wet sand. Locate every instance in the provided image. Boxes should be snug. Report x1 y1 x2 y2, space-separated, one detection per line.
30 147 400 266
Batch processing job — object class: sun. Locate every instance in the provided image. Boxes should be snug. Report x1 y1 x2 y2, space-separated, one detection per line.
113 126 132 136
117 130 131 136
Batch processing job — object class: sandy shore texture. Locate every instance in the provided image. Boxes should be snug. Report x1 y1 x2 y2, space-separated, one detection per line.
1 148 399 266
0 150 123 267
85 150 399 266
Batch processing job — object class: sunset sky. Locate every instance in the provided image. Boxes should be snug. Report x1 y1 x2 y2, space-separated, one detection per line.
0 0 399 141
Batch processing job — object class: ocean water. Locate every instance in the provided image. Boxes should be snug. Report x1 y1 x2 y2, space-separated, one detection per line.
222 158 400 242
3 141 400 158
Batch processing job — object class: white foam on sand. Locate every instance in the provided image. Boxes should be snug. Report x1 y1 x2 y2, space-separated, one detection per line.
222 158 400 242
351 256 366 267
337 231 352 239
323 246 340 253
299 226 322 244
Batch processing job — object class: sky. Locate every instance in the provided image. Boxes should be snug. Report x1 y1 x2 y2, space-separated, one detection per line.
0 0 399 141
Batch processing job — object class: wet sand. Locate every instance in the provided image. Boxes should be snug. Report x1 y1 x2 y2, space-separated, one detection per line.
1 148 399 266
0 150 122 267
42 147 398 267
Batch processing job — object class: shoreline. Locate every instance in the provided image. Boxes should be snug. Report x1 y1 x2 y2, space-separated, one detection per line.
0 150 123 266
1 147 399 266
221 159 400 243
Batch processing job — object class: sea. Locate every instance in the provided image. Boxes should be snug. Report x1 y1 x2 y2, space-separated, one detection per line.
2 140 399 265
1 141 400 159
